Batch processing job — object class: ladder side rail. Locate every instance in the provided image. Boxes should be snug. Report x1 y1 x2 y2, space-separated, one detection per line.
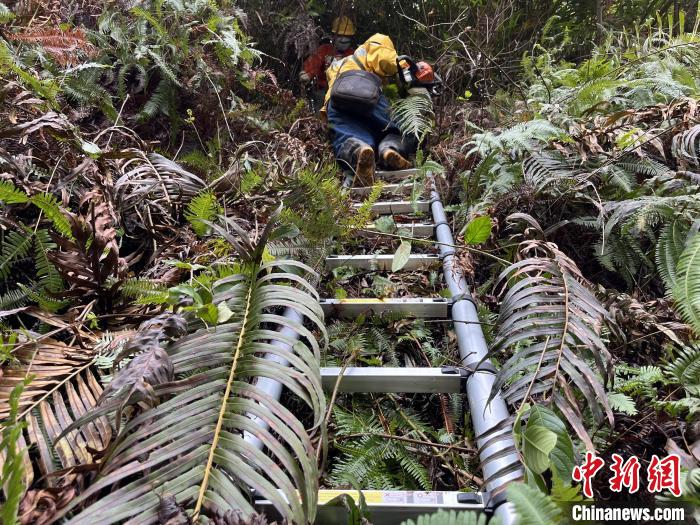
429 173 523 525
243 307 304 450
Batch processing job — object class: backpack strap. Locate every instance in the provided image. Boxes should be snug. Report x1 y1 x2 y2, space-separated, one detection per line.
351 54 366 71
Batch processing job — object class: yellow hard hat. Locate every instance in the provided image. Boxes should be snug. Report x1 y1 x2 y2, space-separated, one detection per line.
332 16 356 36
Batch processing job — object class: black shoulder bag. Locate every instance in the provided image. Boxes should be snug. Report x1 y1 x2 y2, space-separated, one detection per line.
330 55 382 116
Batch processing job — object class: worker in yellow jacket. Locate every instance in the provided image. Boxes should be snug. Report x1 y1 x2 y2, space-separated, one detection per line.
322 33 414 185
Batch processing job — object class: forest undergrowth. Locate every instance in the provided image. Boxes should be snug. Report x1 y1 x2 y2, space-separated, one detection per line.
2 1 700 524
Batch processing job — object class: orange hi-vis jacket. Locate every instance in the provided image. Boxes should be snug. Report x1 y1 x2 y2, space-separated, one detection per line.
321 34 400 116
303 43 354 88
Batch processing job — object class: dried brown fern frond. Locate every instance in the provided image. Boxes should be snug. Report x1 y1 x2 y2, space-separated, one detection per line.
8 28 95 66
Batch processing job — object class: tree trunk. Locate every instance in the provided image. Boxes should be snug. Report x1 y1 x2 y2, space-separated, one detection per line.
596 0 604 38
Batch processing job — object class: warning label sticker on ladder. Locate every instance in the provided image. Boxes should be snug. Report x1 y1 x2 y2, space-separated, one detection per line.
317 490 445 505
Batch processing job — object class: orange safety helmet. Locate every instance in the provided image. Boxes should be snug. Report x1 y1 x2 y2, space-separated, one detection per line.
331 16 356 36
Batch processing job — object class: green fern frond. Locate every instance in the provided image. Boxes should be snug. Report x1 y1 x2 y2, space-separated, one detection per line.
130 6 167 36
400 510 489 525
33 228 62 293
139 79 176 121
30 193 73 238
469 119 566 157
121 278 169 305
178 149 217 173
0 288 28 310
395 448 431 490
391 93 434 140
0 231 32 279
665 344 700 387
0 180 29 204
0 2 14 23
523 151 586 194
146 49 181 86
672 231 700 333
17 283 68 312
184 191 221 237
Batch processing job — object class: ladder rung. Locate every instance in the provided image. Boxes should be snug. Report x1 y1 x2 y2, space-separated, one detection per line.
320 297 448 318
321 367 465 393
377 168 421 180
362 222 434 238
326 254 440 271
256 490 485 524
350 183 413 197
353 200 430 214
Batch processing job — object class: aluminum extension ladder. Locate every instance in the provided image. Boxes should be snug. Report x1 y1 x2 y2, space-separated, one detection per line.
251 168 523 525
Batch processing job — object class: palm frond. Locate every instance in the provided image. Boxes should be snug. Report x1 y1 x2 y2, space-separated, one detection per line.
672 124 700 168
115 150 207 226
58 256 327 524
490 240 613 447
656 220 689 293
24 368 112 479
672 231 700 334
0 337 94 420
523 151 588 194
602 195 700 237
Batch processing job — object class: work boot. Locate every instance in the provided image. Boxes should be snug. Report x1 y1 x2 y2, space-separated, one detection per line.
354 144 375 186
381 148 412 170
378 133 413 170
338 137 375 186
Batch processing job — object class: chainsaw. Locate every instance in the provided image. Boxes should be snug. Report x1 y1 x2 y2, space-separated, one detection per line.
396 55 442 96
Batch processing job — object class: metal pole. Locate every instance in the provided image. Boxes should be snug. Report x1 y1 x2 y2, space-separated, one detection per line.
429 175 523 525
243 307 303 450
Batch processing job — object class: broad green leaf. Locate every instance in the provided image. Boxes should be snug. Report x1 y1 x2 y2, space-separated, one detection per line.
527 405 576 482
392 240 412 272
464 216 492 244
217 301 234 323
262 247 275 264
522 421 557 474
80 140 102 156
507 483 562 525
325 492 371 525
269 223 300 241
198 303 218 324
374 216 396 233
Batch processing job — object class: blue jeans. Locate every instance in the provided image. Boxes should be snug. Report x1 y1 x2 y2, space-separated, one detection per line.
327 94 401 157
